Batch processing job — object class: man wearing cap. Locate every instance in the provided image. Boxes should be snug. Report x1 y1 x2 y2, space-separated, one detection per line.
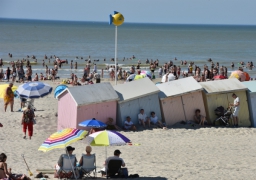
105 149 125 175
58 146 77 168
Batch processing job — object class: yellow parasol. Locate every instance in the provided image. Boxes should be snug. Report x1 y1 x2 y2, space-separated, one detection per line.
0 84 17 98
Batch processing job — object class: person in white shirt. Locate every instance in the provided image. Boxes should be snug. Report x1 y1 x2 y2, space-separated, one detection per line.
230 93 240 127
150 112 164 128
138 109 150 128
124 116 136 131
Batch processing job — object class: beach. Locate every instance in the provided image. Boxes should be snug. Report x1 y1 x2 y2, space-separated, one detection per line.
1 80 256 180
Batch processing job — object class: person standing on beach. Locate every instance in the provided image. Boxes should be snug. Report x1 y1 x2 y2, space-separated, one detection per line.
21 105 35 139
230 93 240 127
4 83 14 112
51 68 56 82
6 67 11 82
26 66 32 81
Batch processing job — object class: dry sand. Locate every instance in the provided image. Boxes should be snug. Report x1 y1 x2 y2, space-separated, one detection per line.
1 79 256 180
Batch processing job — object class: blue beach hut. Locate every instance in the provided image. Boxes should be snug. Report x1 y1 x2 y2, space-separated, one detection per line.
54 85 68 99
242 81 256 127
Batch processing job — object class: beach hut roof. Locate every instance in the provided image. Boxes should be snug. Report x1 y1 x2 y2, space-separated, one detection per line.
242 81 256 93
200 78 247 94
113 78 159 102
56 82 119 106
157 77 203 98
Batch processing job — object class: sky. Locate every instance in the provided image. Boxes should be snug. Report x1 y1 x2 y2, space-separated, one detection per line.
0 0 256 25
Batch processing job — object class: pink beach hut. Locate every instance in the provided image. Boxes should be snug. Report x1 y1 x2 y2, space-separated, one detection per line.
56 83 119 130
157 77 206 126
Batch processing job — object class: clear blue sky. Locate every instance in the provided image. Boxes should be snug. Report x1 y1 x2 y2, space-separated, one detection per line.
0 0 255 25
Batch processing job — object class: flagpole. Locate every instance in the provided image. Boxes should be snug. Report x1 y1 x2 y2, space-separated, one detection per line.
115 26 117 85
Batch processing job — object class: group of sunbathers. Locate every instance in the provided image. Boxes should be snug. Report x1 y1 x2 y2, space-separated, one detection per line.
124 109 166 131
56 146 126 178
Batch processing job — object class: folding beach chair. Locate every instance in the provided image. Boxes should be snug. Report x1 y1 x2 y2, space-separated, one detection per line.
58 154 77 179
80 154 96 178
106 160 122 179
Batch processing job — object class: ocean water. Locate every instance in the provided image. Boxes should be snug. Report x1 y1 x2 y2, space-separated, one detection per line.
1 18 256 78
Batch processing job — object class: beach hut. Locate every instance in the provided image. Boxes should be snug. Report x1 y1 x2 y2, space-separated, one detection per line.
242 81 256 127
56 83 119 130
113 78 162 127
200 78 250 126
157 77 206 126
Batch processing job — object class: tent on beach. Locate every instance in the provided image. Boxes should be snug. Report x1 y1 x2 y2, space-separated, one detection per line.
113 78 162 127
157 77 206 126
200 78 250 126
242 81 256 127
56 83 119 130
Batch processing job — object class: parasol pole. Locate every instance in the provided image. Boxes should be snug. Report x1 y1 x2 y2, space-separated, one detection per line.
65 146 77 179
115 25 118 85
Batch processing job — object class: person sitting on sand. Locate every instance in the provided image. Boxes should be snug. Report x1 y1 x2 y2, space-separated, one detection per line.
0 153 30 180
124 116 136 131
33 73 38 81
39 73 44 81
150 112 164 128
138 109 150 128
106 118 121 130
194 109 206 126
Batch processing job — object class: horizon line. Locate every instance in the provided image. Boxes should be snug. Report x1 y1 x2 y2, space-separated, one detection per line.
0 17 256 27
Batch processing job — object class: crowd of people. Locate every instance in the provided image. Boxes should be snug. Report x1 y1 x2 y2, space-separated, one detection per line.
1 54 256 86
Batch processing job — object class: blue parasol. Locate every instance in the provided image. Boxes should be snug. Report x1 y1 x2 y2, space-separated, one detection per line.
79 118 107 128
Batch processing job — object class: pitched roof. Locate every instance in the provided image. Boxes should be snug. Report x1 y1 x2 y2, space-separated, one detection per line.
57 82 119 106
157 77 203 98
200 78 247 94
113 78 159 102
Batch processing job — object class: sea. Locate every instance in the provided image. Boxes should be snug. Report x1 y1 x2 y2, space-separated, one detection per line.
1 18 256 78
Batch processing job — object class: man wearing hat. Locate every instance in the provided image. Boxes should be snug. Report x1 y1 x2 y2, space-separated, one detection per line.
58 146 77 168
104 149 126 175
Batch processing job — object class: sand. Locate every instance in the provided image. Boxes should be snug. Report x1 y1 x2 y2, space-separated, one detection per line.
1 79 256 180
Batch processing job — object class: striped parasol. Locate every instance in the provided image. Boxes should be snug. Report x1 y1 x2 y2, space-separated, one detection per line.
17 82 52 98
85 130 131 159
38 128 88 152
85 130 130 146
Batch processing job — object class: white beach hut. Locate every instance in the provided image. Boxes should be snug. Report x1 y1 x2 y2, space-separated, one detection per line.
157 77 206 126
113 78 162 127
